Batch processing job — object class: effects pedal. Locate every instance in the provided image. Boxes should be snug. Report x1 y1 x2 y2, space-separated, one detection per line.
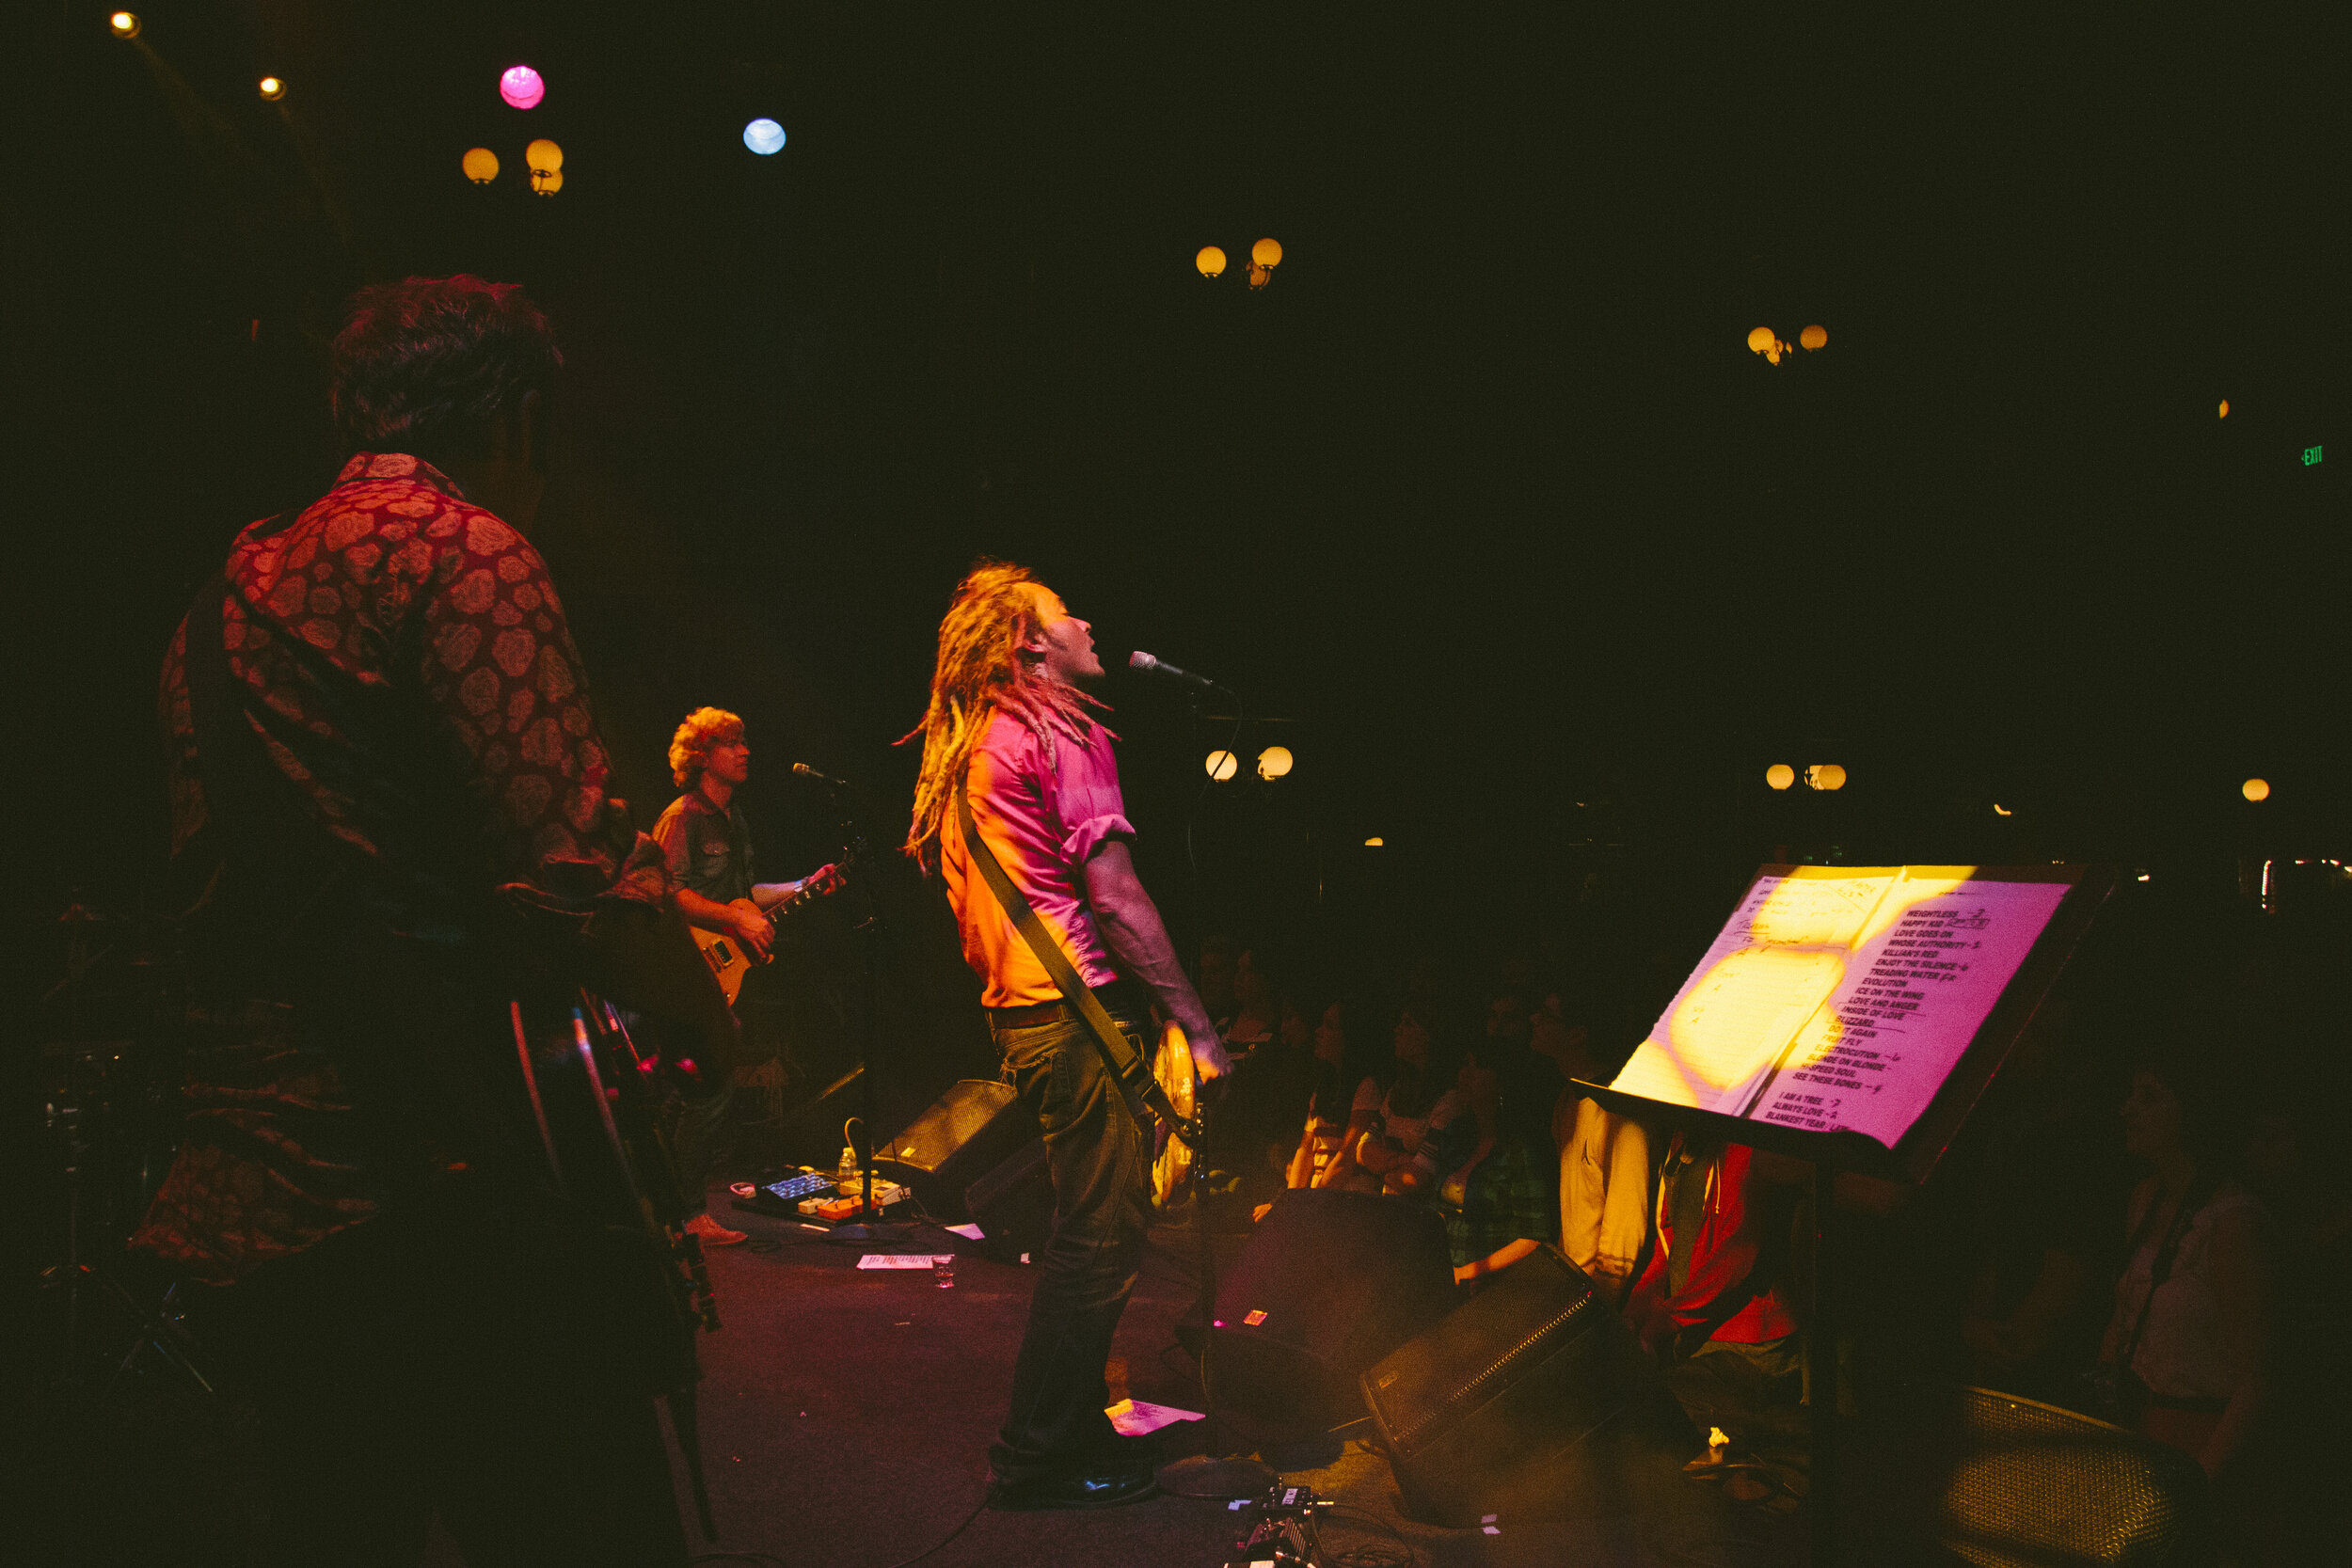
1223 1481 1332 1568
735 1170 835 1216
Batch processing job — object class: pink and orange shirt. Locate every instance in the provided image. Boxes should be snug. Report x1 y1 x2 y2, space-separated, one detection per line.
942 710 1132 1009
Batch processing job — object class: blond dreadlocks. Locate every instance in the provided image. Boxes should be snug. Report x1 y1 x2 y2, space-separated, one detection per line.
900 560 1108 866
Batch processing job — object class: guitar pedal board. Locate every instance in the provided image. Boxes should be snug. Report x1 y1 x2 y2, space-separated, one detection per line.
1222 1481 1333 1568
735 1169 912 1222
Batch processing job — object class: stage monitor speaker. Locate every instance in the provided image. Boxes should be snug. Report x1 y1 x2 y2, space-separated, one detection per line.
869 1079 1038 1222
1208 1189 1457 1435
1360 1244 1697 1527
963 1136 1054 1261
1851 1386 2212 1566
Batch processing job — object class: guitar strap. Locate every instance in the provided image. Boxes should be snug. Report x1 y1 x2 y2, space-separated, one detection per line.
956 783 1198 1141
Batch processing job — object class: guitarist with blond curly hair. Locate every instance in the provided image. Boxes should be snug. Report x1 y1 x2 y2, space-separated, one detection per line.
652 705 844 1242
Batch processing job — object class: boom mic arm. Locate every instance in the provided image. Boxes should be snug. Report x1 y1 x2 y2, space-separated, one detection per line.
1128 650 1231 695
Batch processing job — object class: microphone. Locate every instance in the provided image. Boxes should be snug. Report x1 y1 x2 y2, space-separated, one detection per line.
1128 650 1231 695
791 763 852 791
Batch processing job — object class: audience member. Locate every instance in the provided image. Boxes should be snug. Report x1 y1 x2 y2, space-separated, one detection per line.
1206 974 1320 1202
1557 1096 1652 1304
1221 947 1282 1055
1624 1135 1806 1428
1442 1033 1562 1283
2095 1047 2267 1481
1953 997 2130 1404
1343 1001 1468 1200
1262 999 1391 1211
1197 934 1239 1032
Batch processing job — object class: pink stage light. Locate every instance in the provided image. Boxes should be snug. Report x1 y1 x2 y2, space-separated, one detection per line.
500 65 545 110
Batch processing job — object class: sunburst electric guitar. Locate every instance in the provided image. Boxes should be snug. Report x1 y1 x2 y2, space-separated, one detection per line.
689 862 850 1005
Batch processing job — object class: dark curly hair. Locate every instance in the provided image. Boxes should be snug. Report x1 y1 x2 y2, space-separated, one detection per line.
327 275 561 463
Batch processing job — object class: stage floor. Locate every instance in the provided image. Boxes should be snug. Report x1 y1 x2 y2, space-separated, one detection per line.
408 1190 1804 1568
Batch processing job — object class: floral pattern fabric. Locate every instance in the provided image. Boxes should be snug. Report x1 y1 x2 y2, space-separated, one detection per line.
135 452 668 1282
159 451 667 910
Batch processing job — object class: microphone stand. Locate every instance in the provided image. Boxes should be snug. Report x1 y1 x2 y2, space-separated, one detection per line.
800 774 905 1243
1157 1092 1276 1499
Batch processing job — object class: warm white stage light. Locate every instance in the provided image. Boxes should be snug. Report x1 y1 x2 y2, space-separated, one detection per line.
1205 750 1238 782
1256 746 1294 780
1764 764 1794 790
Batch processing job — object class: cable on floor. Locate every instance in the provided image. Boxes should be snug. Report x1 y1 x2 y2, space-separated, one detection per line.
879 1492 989 1568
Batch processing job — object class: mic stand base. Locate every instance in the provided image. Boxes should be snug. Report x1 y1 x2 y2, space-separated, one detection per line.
1156 1148 1275 1501
1157 1454 1276 1501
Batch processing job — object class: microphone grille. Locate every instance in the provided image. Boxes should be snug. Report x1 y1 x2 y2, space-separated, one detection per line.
1127 650 1158 673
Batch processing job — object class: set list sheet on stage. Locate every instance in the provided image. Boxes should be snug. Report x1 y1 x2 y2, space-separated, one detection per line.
1609 867 2073 1148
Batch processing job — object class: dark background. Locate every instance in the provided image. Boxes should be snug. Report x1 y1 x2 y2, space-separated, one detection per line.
6 4 2347 1040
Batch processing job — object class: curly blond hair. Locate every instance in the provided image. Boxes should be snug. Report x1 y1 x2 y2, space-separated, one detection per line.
668 706 744 788
899 560 1107 866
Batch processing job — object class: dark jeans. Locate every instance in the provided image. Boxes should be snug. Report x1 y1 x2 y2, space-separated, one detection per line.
987 1006 1154 1485
667 1082 734 1214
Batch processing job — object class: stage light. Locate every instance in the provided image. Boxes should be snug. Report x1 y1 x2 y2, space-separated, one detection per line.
1251 237 1282 268
1256 746 1294 780
1746 326 1774 354
1196 246 1226 279
258 76 285 101
462 147 500 184
743 118 787 155
1993 803 2012 816
1248 262 1272 291
1205 750 1238 782
500 64 545 110
1363 837 1385 847
108 11 138 39
1800 324 1827 351
526 138 563 195
2218 399 2230 419
1765 764 1795 790
1805 764 1847 792
2243 778 2270 802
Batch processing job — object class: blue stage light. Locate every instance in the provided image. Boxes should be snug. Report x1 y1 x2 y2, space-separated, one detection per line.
743 119 787 155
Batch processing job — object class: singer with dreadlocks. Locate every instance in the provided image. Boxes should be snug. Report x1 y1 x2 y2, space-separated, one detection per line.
905 561 1231 1512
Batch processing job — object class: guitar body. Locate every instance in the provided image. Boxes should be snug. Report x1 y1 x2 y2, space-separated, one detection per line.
687 862 854 1006
1150 1020 1200 1212
690 898 768 1005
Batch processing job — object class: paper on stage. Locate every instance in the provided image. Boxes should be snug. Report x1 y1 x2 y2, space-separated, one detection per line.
945 1223 986 1241
1610 866 2071 1148
1104 1398 1204 1436
854 1253 953 1270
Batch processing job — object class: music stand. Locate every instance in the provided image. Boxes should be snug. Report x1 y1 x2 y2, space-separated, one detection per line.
1577 863 2115 1567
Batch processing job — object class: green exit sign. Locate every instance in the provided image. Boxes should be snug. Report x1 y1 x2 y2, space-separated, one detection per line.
2304 445 2324 466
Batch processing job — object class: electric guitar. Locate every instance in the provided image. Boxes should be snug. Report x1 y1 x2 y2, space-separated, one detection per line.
689 861 850 1004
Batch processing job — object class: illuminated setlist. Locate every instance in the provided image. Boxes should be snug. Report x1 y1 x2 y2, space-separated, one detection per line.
1610 867 2073 1148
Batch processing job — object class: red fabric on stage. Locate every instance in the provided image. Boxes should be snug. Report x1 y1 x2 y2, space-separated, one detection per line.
1626 1138 1801 1348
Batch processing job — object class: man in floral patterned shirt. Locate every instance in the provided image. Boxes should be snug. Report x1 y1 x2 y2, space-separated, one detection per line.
132 276 692 1565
